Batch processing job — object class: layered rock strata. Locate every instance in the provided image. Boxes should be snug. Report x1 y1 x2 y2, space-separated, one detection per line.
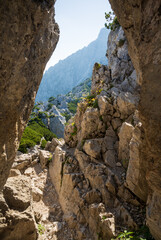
49 27 146 239
0 0 59 189
108 1 161 239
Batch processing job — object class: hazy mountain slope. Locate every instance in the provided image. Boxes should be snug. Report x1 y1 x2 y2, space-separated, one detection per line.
36 28 109 101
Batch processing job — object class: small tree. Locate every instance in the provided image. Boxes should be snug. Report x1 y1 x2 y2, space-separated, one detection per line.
105 11 120 31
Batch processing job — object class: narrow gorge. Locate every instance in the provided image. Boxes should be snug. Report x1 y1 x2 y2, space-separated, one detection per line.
0 0 161 240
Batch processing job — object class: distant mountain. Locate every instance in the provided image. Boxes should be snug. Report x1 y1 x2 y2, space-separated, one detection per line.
36 28 109 102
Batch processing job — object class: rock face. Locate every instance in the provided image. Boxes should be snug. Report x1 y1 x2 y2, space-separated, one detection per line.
0 0 59 189
108 1 161 239
50 27 147 239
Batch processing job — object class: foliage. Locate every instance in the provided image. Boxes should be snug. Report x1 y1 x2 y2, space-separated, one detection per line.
67 78 91 98
61 112 71 121
18 127 42 153
18 117 57 153
105 11 120 31
48 96 56 102
95 62 101 71
28 117 57 141
85 95 99 108
38 224 45 235
112 230 134 240
33 106 40 111
68 99 80 114
96 88 103 95
99 115 103 121
38 111 48 119
71 123 77 136
97 232 103 240
46 153 53 167
46 103 53 111
40 139 47 149
93 98 98 108
112 226 154 240
118 39 125 47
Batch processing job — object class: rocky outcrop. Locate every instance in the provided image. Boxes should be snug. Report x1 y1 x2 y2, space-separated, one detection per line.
0 0 59 189
109 1 161 239
49 27 147 239
0 143 74 240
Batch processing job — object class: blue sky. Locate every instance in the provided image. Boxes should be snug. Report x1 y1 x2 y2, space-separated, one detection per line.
45 0 112 70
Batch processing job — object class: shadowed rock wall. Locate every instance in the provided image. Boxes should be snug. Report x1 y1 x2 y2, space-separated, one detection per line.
109 1 161 239
0 0 59 189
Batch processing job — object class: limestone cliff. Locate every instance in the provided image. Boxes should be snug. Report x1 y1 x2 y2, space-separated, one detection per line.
108 1 161 239
49 27 147 239
0 0 59 189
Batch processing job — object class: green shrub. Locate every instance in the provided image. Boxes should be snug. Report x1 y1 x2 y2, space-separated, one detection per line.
38 111 48 119
84 95 99 109
93 99 98 108
71 125 77 136
86 94 96 100
18 117 57 153
68 99 80 114
38 224 45 235
105 11 120 31
40 139 47 149
18 127 42 153
112 226 154 240
61 112 71 121
48 96 56 102
46 103 53 111
95 62 101 71
118 39 125 47
28 117 57 141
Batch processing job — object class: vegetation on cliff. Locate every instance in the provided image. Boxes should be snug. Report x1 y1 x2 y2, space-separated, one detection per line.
18 117 57 153
105 11 120 31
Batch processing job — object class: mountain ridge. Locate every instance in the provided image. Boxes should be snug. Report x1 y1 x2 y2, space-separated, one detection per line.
36 28 109 101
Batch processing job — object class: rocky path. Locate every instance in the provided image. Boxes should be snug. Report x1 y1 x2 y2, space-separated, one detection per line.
0 143 75 240
24 162 74 240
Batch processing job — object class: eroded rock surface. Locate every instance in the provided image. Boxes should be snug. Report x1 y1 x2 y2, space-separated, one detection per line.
109 1 161 239
50 27 146 240
0 0 59 189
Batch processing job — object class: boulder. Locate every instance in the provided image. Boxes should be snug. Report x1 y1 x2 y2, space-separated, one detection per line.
1 175 37 240
83 139 102 159
3 176 31 211
45 138 64 152
117 92 138 118
32 187 43 202
39 150 52 169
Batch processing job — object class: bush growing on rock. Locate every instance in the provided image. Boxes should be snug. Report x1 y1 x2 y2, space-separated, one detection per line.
18 117 57 153
40 139 47 149
46 102 53 111
28 117 57 141
67 98 80 114
105 11 120 31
